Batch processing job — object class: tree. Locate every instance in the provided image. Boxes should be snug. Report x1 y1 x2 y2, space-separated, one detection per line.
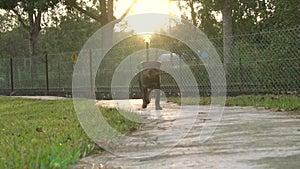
0 11 18 32
0 0 62 81
0 0 60 59
64 0 137 48
178 0 221 36
184 0 198 27
0 26 28 58
180 0 300 68
258 0 300 30
39 10 101 54
180 0 234 74
219 0 233 75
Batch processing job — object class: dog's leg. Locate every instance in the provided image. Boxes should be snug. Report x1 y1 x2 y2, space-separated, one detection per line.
155 89 162 110
145 88 152 105
138 72 147 108
142 87 148 108
146 88 151 104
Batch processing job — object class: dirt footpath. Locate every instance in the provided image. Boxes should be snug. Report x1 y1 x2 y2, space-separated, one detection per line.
72 99 300 169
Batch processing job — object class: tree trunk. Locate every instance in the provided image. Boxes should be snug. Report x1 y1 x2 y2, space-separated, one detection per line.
70 0 136 67
102 0 115 66
104 0 114 49
29 29 40 80
101 22 115 49
188 0 198 26
28 10 42 81
222 0 234 76
29 30 39 58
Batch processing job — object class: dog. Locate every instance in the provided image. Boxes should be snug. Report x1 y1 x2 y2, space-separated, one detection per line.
137 66 162 110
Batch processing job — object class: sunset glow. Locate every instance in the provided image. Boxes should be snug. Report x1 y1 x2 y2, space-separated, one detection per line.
115 0 179 17
115 0 180 33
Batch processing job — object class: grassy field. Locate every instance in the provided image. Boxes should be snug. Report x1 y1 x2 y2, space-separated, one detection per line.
0 96 140 169
169 94 300 112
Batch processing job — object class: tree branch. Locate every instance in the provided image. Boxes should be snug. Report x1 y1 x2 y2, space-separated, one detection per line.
116 0 137 23
28 10 35 32
69 0 136 25
107 0 114 21
72 3 102 22
11 9 29 31
99 0 107 17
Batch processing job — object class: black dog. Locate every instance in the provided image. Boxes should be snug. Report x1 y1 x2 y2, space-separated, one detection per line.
138 67 162 110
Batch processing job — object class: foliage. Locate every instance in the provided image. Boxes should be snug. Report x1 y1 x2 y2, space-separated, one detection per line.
0 96 140 169
0 0 59 11
179 0 222 36
1 0 299 58
0 0 61 58
259 0 300 30
39 10 101 54
0 26 28 58
0 9 100 57
0 12 18 32
180 0 300 34
64 0 112 24
63 0 136 25
179 0 299 82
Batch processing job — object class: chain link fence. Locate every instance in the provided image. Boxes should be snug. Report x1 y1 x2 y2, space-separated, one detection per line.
0 52 74 96
0 26 299 97
227 26 300 94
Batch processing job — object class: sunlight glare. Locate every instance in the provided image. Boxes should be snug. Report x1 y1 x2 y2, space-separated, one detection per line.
143 34 152 43
115 0 170 17
131 0 169 15
115 0 179 33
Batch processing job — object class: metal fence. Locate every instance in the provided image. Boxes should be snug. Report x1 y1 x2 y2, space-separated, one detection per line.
0 26 299 97
0 52 74 96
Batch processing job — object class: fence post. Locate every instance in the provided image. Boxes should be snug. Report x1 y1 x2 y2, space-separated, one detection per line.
89 49 93 98
58 54 61 89
238 45 243 93
45 53 49 94
10 58 14 94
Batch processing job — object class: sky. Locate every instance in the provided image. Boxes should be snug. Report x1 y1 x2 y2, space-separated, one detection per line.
115 0 180 17
114 0 181 33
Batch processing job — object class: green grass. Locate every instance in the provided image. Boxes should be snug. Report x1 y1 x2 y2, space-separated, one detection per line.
169 94 300 112
0 96 140 169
